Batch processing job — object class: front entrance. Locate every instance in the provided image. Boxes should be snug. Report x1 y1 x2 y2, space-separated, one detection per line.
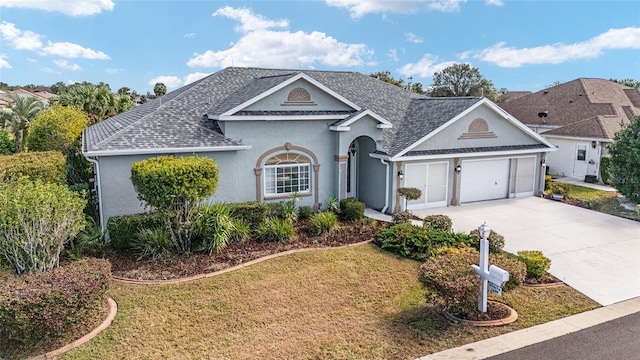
405 162 449 210
572 143 588 179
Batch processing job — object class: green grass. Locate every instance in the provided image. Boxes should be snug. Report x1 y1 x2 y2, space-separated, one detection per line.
566 184 614 201
60 245 598 360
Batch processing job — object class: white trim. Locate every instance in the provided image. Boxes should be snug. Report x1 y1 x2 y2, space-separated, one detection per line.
542 134 613 143
213 114 350 121
220 73 361 116
394 98 556 158
393 147 555 162
84 145 251 157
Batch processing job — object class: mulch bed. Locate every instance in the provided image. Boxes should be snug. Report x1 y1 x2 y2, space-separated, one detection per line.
109 219 387 281
524 272 563 285
448 301 512 322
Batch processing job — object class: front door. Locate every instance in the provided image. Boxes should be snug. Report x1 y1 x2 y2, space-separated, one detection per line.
346 141 358 198
572 143 588 179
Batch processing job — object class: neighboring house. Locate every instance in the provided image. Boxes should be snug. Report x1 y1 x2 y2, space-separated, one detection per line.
0 88 55 108
82 67 555 229
499 78 640 181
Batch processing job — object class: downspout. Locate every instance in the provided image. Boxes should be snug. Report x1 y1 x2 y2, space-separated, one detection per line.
380 158 390 214
82 134 106 233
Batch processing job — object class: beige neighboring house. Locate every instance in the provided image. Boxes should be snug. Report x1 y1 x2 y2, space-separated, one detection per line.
499 78 640 182
0 88 55 108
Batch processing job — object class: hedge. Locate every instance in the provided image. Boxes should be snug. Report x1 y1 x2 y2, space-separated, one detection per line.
0 258 111 358
228 202 271 230
373 223 470 261
106 212 166 252
339 198 365 221
0 151 66 185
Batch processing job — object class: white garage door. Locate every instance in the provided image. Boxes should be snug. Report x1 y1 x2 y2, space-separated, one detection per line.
460 159 509 203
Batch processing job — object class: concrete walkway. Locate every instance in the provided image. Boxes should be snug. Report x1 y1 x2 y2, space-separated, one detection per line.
413 197 640 306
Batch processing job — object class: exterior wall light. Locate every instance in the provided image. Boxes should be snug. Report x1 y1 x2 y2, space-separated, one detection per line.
455 165 462 174
397 170 404 179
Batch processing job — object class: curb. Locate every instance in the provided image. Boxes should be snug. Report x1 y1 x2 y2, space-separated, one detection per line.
112 239 374 285
28 297 118 360
443 301 518 327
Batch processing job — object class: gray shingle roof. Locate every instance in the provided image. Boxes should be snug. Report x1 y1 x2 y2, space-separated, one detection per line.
83 67 543 157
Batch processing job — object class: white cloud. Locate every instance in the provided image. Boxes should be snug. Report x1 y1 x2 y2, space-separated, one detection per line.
42 67 61 75
188 7 372 69
213 6 289 33
41 41 110 59
184 33 195 38
149 75 183 89
0 21 42 50
485 0 504 6
325 0 466 19
0 0 115 16
184 72 211 85
473 27 640 67
387 48 399 61
54 59 82 71
398 54 458 78
0 22 110 60
105 68 122 74
0 54 11 68
405 32 424 44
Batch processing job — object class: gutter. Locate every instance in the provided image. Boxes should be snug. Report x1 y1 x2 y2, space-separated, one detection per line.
82 133 106 233
84 144 251 157
380 158 390 214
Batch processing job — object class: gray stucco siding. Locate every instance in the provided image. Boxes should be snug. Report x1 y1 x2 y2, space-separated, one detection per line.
412 105 539 152
244 79 354 112
97 151 242 223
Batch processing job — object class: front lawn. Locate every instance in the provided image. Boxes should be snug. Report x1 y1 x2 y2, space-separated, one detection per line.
564 184 638 220
61 244 598 360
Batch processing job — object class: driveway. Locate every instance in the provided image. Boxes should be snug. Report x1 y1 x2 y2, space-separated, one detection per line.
414 197 640 306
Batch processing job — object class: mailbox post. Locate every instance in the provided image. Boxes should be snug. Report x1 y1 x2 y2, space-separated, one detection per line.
471 222 509 313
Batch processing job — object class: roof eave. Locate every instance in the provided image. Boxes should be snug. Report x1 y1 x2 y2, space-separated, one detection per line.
83 145 252 157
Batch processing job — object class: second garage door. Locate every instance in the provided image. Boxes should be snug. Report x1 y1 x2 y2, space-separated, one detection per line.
460 158 510 203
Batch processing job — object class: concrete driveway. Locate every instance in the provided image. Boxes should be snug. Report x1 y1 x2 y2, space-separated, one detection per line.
414 197 640 306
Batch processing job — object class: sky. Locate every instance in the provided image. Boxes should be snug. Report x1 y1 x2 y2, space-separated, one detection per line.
0 0 638 95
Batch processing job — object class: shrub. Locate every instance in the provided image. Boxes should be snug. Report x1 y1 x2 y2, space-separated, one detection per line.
0 258 110 357
398 187 422 201
340 198 365 221
544 175 553 191
131 228 172 260
0 130 15 155
419 246 479 315
326 196 339 213
468 228 505 253
373 223 470 261
131 155 219 253
419 247 526 315
600 156 611 185
309 211 339 234
191 204 236 254
517 250 551 279
550 182 570 196
230 218 251 243
282 200 298 223
256 218 295 242
0 151 66 185
392 210 413 224
228 202 270 230
422 214 452 232
298 206 313 219
106 212 166 252
26 104 89 152
0 180 85 275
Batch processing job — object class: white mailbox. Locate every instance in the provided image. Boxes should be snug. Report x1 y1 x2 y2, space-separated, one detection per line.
488 265 509 287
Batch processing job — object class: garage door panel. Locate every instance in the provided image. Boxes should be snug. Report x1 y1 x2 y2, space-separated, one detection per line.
405 164 427 206
460 159 509 203
406 162 448 210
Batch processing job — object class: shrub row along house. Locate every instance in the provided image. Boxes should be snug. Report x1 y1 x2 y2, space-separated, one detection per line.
82 67 555 229
500 78 640 182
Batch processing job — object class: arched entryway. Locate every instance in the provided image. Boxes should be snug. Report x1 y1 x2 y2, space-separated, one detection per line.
345 136 385 209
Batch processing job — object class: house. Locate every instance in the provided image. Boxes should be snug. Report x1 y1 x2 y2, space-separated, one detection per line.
82 67 555 229
499 78 640 181
0 88 55 108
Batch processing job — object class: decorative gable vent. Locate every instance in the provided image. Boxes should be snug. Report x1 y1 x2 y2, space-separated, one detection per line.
458 118 497 139
282 87 316 106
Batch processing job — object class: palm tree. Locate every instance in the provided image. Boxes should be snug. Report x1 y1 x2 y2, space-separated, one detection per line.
0 94 43 152
54 83 134 124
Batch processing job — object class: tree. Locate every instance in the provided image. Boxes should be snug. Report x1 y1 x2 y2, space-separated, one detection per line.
429 63 498 101
0 130 16 155
26 104 89 152
0 94 43 152
609 115 640 203
131 155 219 254
0 179 86 275
154 82 167 97
53 83 134 124
610 78 640 89
369 71 425 94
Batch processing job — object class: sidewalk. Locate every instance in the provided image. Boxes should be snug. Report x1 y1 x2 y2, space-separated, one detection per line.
416 297 640 360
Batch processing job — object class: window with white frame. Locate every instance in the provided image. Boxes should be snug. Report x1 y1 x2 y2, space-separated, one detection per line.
264 153 311 196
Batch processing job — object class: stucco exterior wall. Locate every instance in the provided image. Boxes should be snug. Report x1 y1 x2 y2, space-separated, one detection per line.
244 79 353 112
412 105 539 151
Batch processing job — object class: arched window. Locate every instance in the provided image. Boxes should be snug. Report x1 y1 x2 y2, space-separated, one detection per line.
264 153 311 196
